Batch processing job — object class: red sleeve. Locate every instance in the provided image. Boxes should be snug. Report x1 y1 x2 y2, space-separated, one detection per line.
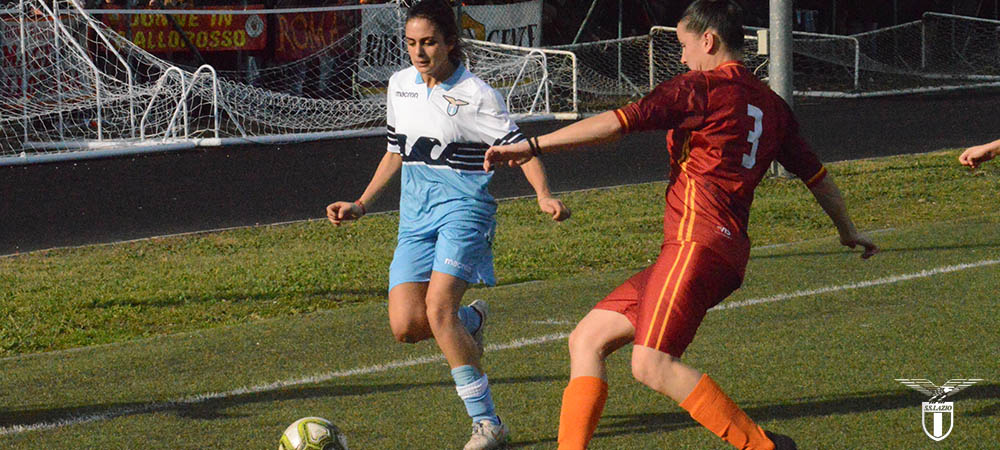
775 103 827 186
613 73 708 134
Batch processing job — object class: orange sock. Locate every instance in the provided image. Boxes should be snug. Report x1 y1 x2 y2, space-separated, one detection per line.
679 374 775 450
557 376 608 450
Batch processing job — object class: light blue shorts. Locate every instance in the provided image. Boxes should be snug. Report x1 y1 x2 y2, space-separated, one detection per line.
388 220 497 291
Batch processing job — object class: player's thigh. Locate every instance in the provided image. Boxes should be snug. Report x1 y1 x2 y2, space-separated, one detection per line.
388 230 437 291
389 282 428 322
579 263 659 356
388 282 430 341
569 309 635 357
432 220 496 287
634 242 740 357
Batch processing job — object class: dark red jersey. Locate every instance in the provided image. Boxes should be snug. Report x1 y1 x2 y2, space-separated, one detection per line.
614 61 827 277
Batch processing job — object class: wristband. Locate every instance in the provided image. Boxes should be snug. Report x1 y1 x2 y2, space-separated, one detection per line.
527 136 542 157
353 200 367 215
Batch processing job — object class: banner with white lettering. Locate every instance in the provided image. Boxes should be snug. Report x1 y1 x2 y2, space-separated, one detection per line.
460 0 542 47
357 5 407 82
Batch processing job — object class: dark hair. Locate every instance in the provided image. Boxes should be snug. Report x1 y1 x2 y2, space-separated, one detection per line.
406 0 464 64
680 0 744 52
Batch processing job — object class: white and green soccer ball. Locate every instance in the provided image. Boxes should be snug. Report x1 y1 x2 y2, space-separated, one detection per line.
278 417 348 450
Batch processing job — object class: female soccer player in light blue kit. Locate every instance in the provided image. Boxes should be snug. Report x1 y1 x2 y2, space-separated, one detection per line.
326 1 568 448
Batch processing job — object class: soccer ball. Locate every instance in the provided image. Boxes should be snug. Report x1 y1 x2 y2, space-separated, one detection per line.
278 417 348 450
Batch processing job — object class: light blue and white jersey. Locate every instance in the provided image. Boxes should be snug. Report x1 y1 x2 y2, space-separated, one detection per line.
386 64 525 232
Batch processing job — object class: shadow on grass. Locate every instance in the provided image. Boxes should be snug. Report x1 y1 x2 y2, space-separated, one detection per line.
0 375 561 429
506 384 1000 448
80 287 385 309
832 159 957 177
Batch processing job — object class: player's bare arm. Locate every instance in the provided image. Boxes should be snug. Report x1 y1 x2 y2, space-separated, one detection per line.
483 110 623 170
326 152 402 226
518 156 571 221
958 138 1000 169
807 174 879 259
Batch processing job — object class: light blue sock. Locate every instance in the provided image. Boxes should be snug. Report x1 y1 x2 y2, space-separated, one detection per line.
457 306 482 335
451 365 499 425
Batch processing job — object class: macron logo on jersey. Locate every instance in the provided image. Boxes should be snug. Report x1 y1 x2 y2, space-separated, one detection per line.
396 91 419 98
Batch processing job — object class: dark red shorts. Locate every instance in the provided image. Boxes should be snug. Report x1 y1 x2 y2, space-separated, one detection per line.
594 241 742 357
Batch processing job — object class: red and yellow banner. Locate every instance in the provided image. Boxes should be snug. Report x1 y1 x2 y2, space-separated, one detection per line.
101 5 267 53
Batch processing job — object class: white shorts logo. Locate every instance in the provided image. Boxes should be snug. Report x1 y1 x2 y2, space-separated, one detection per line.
444 257 473 274
896 378 982 441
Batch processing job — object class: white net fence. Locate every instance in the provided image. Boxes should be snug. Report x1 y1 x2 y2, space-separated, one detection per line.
2 0 225 155
550 35 654 110
2 4 999 163
465 40 576 118
571 12 1000 107
852 13 1000 93
0 0 578 161
1 0 153 152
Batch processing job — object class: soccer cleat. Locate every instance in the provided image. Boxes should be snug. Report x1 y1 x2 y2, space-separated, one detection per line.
468 299 488 354
764 430 798 450
464 418 509 450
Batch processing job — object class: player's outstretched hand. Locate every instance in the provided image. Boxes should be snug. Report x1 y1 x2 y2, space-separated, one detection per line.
326 201 363 226
538 196 571 222
841 232 879 259
484 141 533 171
958 143 997 169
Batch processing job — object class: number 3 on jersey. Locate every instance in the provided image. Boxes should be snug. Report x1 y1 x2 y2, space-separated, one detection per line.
742 104 763 169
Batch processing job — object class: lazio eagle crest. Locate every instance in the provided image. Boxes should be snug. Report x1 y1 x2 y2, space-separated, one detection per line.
443 95 469 116
896 378 982 441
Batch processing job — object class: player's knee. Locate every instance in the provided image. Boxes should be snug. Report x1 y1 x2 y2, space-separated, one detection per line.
389 317 430 343
423 300 458 331
630 357 653 386
567 326 591 355
391 326 423 343
567 325 611 359
630 350 669 387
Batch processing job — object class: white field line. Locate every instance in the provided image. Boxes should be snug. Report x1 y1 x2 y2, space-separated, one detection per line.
3 258 999 435
0 333 569 436
713 258 1000 311
530 319 575 325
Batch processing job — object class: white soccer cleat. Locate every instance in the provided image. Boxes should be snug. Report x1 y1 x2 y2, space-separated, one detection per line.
463 418 509 450
468 299 488 354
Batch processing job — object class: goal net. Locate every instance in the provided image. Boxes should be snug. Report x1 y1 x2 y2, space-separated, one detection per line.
0 0 580 162
465 39 577 118
3 2 997 163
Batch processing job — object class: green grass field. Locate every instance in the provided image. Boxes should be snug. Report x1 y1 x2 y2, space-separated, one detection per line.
1 150 998 448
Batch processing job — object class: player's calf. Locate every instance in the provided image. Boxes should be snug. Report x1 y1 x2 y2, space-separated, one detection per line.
679 374 777 450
